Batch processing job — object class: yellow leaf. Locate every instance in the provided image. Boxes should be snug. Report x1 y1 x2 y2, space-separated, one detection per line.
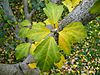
59 22 87 55
44 19 51 25
55 55 66 69
81 73 87 75
32 22 45 27
55 22 59 29
30 44 36 55
62 0 82 12
62 0 73 12
72 0 82 7
58 33 71 55
28 63 37 69
30 42 39 55
44 19 58 28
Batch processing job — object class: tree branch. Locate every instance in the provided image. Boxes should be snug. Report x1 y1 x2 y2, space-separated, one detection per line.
59 0 99 30
0 55 40 75
0 0 38 75
1 0 16 22
1 0 25 47
23 0 35 21
29 9 35 18
23 0 29 20
50 0 61 3
0 0 99 75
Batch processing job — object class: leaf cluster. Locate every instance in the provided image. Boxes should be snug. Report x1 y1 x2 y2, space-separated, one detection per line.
15 2 87 72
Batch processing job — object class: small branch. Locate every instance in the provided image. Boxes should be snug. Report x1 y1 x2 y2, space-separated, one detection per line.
1 0 26 47
50 0 61 3
0 64 23 75
23 55 35 64
1 0 16 22
0 55 39 75
23 0 35 21
29 9 35 17
59 0 98 31
23 0 29 20
5 43 14 50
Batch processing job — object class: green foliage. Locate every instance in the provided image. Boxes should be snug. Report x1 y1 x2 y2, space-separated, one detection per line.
18 28 29 38
15 43 31 59
15 3 87 72
26 22 50 41
1 0 100 74
34 37 60 71
90 0 100 14
31 0 45 10
43 2 64 28
16 21 86 71
59 22 87 55
19 20 31 27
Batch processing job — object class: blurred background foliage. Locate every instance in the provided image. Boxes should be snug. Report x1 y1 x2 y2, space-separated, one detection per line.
0 0 100 74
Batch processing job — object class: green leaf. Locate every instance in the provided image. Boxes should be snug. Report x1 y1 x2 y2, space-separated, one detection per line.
90 0 100 14
33 37 60 72
27 22 50 41
15 43 31 59
19 20 31 27
18 28 29 38
62 0 81 12
59 22 87 55
43 2 64 28
32 22 45 28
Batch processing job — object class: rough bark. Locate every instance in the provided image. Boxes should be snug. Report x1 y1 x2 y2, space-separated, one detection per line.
58 0 98 30
23 0 30 20
0 0 99 75
0 55 40 75
0 64 22 75
50 0 61 3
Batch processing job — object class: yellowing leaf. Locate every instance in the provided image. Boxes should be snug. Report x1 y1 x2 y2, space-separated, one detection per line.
30 44 36 55
59 22 87 55
30 42 39 55
62 0 82 12
34 37 60 71
55 55 66 69
44 19 51 25
62 0 73 12
32 22 45 27
43 2 64 28
26 22 50 41
28 63 37 69
72 0 82 7
59 33 71 55
44 19 58 29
